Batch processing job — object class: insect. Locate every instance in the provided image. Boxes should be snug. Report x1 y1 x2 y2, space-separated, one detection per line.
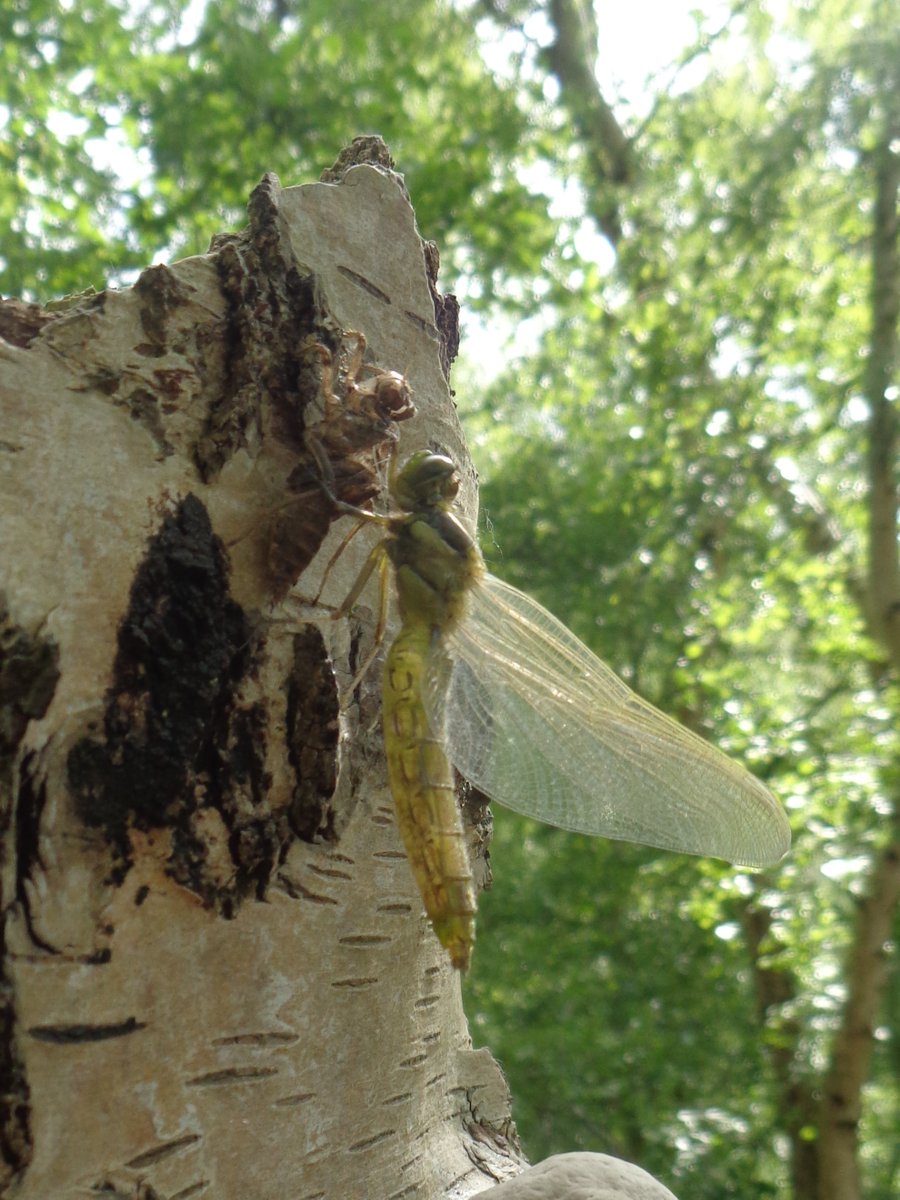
322 451 791 972
268 331 415 599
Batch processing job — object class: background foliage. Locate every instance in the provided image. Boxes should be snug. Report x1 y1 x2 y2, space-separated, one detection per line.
3 2 898 1198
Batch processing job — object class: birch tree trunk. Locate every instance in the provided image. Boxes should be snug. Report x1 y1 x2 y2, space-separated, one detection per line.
0 140 521 1200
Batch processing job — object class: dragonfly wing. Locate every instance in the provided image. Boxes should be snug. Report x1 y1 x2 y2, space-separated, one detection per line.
425 573 790 868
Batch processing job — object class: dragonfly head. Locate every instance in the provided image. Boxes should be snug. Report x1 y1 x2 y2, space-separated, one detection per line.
393 451 459 511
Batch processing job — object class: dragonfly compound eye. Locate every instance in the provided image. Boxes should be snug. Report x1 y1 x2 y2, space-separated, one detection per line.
394 451 459 509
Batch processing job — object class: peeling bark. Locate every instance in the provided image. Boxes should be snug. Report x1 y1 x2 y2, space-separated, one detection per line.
0 141 521 1198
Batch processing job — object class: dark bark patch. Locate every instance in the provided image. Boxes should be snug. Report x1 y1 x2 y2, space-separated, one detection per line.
0 600 60 768
13 758 55 954
0 597 57 1179
0 953 32 1189
196 174 324 482
124 1133 200 1168
27 1017 146 1044
66 494 287 911
285 628 339 842
91 1178 165 1199
0 596 60 1172
134 263 195 354
0 298 58 347
185 1066 278 1087
117 386 172 457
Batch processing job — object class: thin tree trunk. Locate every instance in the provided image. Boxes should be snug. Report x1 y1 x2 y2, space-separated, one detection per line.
817 827 900 1200
741 902 820 1200
818 114 900 1200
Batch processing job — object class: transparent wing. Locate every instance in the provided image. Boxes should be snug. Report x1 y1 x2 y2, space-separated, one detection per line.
424 574 790 867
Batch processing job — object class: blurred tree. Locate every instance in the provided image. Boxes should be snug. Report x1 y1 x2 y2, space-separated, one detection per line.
0 0 558 299
464 4 899 1200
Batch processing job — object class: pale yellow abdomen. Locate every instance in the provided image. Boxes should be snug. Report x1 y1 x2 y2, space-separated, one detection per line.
382 623 476 970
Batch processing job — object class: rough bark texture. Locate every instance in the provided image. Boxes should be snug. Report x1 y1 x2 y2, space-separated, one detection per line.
0 144 521 1199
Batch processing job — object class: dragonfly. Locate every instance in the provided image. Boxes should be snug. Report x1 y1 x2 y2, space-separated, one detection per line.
322 450 791 971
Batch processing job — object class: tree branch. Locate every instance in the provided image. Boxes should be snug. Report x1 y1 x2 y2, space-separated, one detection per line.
866 126 900 669
543 0 634 243
818 817 900 1200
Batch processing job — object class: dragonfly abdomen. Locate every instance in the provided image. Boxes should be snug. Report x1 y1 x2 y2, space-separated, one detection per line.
383 622 476 970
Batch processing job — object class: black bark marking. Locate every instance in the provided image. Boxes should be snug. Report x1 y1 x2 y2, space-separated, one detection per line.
422 237 460 380
273 1092 317 1107
336 266 392 304
170 1184 209 1200
402 309 436 336
68 494 245 836
0 966 31 1190
124 1133 200 1168
134 263 195 355
398 1053 427 1069
0 601 60 768
211 1032 296 1047
66 495 288 912
275 873 339 905
27 1017 146 1044
13 758 55 954
307 863 352 880
0 602 59 1187
197 174 323 483
387 1185 421 1200
347 1129 397 1152
185 1067 278 1087
117 386 172 458
91 1178 165 1199
285 628 339 842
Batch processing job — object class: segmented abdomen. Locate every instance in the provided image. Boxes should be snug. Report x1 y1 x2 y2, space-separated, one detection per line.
382 623 476 970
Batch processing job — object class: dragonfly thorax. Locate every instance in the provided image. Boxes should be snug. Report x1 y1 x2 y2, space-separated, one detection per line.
387 505 483 631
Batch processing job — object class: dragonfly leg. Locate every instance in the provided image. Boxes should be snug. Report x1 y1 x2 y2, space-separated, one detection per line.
308 517 368 605
275 536 388 698
332 539 388 620
304 425 390 526
338 547 391 705
283 529 387 621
